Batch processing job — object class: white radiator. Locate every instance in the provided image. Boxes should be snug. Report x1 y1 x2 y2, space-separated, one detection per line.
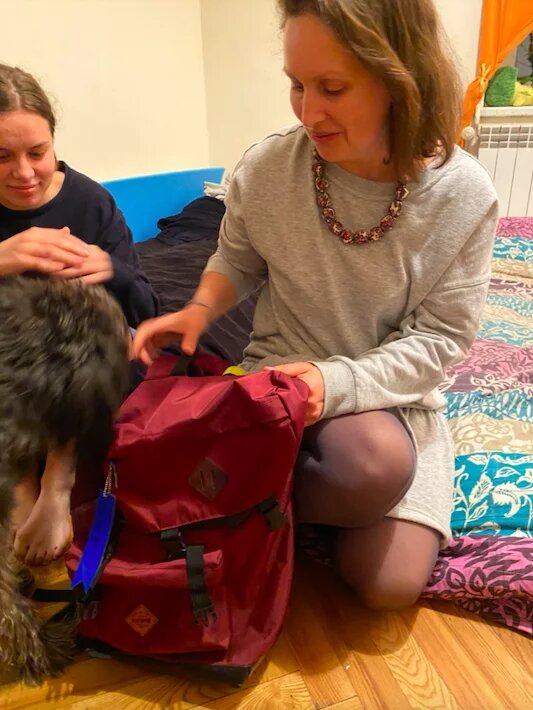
478 118 533 217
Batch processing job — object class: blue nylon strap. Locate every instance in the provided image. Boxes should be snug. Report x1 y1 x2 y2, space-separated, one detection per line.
71 490 117 594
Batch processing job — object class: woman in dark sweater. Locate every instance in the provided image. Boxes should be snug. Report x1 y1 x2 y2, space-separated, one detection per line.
0 63 157 566
0 63 158 328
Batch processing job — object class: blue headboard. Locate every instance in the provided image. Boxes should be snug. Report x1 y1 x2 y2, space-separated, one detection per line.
102 167 225 243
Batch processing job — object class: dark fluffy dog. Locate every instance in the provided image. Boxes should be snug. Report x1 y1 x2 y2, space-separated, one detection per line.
0 276 129 684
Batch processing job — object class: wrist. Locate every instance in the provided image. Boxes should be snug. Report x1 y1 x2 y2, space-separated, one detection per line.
185 299 214 316
184 298 215 324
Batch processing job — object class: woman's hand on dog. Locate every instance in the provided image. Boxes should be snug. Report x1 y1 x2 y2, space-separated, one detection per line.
132 306 211 365
54 243 113 284
0 227 89 276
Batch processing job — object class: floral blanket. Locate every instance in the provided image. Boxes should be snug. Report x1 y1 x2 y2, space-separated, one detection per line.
422 217 533 635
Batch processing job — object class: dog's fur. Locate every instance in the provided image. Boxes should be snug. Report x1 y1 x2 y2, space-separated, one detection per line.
0 276 130 684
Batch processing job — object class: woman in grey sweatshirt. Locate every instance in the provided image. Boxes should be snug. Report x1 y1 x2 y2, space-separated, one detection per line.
133 0 498 610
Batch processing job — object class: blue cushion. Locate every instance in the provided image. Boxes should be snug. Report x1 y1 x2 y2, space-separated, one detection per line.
102 167 224 242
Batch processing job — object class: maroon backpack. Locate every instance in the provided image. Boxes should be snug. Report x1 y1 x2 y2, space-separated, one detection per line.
64 355 308 683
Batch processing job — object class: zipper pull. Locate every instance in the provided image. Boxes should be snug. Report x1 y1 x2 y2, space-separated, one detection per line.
103 462 118 497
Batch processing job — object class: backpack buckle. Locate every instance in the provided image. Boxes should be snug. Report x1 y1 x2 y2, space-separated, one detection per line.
192 598 217 627
257 497 288 531
160 528 186 560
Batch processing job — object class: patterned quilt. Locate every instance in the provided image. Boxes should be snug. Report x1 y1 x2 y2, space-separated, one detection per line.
422 217 533 635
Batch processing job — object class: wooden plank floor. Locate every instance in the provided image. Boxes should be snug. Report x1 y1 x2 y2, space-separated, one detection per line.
1 557 531 709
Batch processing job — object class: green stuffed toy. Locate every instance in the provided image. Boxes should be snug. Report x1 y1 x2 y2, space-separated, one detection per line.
485 66 518 106
485 65 533 107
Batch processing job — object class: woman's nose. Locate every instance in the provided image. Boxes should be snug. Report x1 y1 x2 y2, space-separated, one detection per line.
300 90 327 127
12 156 35 181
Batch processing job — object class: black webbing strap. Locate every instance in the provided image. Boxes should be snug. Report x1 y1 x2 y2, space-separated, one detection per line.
186 544 217 626
159 532 216 626
169 353 194 376
32 587 77 603
161 495 287 542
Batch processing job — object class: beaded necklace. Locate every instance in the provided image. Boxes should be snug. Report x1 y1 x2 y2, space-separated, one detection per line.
312 149 408 245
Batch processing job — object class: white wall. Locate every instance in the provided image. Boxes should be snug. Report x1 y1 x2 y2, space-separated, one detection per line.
434 0 483 84
200 0 295 171
201 0 484 171
1 0 209 181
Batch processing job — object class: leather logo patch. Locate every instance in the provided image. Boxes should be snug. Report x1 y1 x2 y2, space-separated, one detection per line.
125 604 158 636
189 459 227 500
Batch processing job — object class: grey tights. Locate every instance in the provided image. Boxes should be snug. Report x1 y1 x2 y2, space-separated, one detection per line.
294 410 440 610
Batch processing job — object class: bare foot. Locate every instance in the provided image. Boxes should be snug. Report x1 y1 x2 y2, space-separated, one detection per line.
11 469 40 533
14 443 75 566
14 487 73 566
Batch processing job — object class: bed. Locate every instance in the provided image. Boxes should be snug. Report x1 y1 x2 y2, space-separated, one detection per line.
422 217 533 635
132 186 532 636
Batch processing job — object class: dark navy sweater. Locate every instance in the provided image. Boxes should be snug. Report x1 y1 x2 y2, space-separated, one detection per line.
0 162 159 327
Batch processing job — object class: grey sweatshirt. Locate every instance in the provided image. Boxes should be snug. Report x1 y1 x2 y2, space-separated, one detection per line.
206 125 498 419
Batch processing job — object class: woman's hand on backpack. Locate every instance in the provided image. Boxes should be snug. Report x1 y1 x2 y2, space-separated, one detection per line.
132 305 211 365
265 361 324 426
0 227 89 276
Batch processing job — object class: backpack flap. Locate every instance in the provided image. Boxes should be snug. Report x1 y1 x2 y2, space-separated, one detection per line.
108 369 308 533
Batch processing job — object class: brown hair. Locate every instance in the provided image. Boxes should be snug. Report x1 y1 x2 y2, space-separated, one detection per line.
277 0 463 179
0 63 56 137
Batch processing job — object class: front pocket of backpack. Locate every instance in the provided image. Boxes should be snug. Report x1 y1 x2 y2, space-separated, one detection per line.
78 550 230 656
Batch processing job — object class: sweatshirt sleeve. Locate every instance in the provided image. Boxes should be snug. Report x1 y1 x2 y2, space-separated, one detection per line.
97 196 159 327
314 201 499 419
203 167 267 300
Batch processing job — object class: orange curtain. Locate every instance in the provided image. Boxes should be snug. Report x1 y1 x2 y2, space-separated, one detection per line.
462 0 533 131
